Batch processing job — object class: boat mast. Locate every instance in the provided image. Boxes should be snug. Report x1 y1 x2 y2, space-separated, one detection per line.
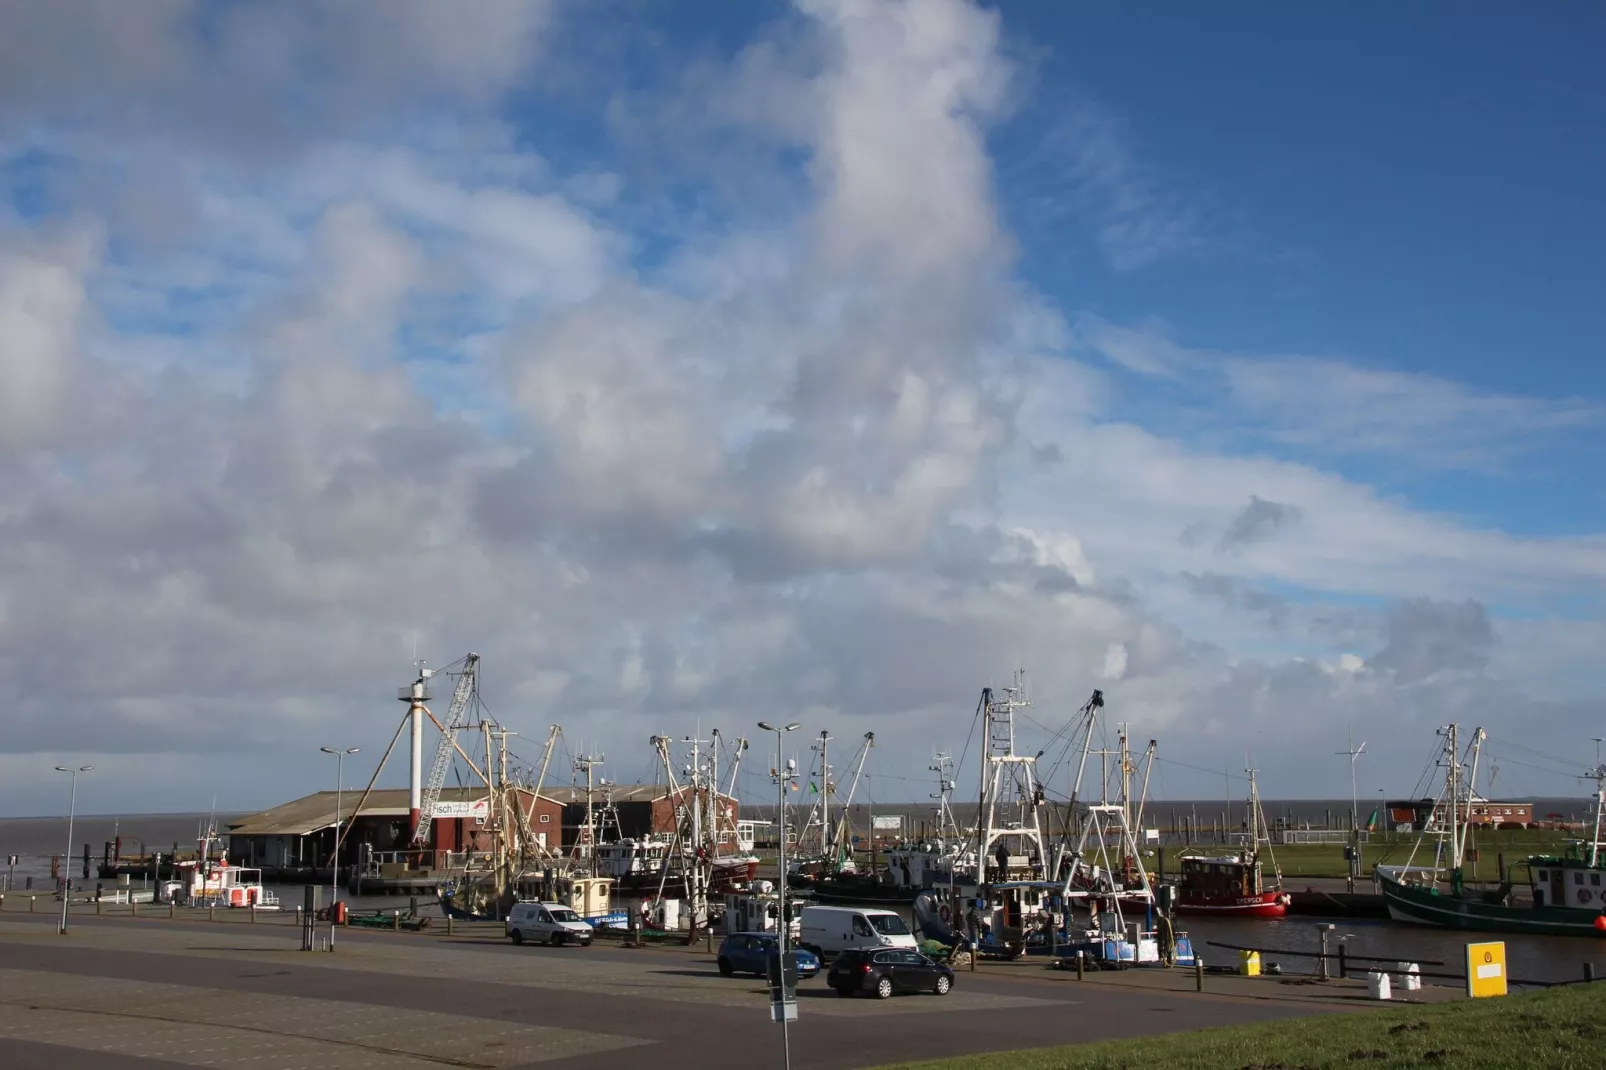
1590 759 1606 869
976 671 1046 888
575 752 602 877
931 752 961 841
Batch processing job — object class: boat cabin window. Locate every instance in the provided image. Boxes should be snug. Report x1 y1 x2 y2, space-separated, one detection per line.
1593 874 1601 887
1537 870 1548 880
1577 872 1585 885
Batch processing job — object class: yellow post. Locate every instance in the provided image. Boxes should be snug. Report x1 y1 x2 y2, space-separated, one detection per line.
1466 941 1508 998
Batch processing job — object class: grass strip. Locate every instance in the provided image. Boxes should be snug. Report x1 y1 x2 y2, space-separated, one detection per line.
880 982 1606 1070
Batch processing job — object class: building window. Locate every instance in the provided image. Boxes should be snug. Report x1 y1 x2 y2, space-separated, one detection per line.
539 815 550 823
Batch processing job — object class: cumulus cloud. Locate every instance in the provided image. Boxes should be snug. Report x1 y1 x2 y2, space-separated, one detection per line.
0 0 1601 813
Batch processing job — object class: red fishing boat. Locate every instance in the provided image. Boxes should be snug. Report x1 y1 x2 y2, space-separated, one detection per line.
1174 768 1288 918
1174 852 1289 917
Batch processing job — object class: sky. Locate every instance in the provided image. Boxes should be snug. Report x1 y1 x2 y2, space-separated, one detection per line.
2 0 1603 817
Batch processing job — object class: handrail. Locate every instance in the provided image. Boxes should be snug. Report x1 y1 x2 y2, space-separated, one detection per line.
1204 940 1444 966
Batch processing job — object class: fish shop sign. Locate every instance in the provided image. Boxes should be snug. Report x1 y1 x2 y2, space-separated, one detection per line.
432 799 490 819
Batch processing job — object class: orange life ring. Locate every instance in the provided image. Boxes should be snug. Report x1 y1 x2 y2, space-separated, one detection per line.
1581 889 1593 904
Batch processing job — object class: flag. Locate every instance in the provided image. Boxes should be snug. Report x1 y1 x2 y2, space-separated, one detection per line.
808 781 819 794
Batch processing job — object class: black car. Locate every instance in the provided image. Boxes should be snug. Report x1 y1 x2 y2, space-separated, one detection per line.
826 948 955 998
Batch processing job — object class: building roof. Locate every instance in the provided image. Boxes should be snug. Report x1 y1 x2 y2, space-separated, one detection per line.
226 787 556 837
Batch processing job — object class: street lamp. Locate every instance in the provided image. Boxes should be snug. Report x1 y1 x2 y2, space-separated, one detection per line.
756 721 801 1070
320 746 359 949
54 765 92 935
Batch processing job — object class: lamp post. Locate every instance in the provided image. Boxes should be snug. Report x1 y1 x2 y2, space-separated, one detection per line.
54 765 92 935
320 746 359 948
757 720 801 1070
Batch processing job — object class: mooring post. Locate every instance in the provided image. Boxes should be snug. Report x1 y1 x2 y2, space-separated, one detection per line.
29 896 35 913
250 904 256 924
1195 958 1205 992
131 898 137 919
169 901 175 919
209 902 215 922
446 914 454 937
1586 962 1596 983
1076 950 1085 980
1338 944 1348 980
393 912 401 933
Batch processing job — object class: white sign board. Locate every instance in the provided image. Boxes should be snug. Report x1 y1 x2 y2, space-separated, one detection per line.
872 815 903 830
1144 828 1160 843
431 799 489 819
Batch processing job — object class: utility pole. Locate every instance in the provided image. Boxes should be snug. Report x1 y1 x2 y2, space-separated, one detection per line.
54 765 92 935
758 721 801 1070
1337 728 1366 893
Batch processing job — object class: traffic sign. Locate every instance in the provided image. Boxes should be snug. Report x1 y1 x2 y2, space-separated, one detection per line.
767 952 799 1023
1465 941 1507 998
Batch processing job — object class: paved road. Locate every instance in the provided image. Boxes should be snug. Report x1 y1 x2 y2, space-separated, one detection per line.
0 912 1328 1070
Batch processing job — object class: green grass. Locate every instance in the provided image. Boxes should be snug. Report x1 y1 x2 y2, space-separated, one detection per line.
880 982 1606 1070
1244 830 1574 880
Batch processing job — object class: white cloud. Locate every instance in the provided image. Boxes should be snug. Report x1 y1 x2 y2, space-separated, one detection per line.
0 0 1601 814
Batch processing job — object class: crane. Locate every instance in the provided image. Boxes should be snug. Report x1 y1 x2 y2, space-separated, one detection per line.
411 653 480 845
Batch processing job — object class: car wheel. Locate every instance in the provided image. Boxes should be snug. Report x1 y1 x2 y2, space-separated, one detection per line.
875 977 893 999
510 929 524 946
934 975 951 995
718 957 734 976
550 932 564 947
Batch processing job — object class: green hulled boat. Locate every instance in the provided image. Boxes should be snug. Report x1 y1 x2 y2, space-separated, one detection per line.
1376 861 1606 937
1375 724 1606 939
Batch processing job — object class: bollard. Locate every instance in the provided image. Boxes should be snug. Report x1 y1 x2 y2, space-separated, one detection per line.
96 894 102 916
1195 958 1205 992
169 901 175 919
250 904 256 924
446 914 454 936
209 902 215 922
1587 963 1596 983
131 899 137 918
393 912 400 933
1076 950 1085 980
30 895 36 913
1338 944 1347 980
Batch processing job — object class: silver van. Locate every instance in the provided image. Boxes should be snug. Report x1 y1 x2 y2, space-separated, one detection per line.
506 901 595 947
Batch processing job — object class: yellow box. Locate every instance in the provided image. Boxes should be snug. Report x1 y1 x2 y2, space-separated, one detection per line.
1465 941 1507 998
1239 950 1261 977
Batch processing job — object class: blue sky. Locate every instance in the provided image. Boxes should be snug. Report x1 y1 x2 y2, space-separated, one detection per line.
0 0 1602 813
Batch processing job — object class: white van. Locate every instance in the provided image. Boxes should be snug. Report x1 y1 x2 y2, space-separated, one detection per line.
506 901 595 947
799 905 919 956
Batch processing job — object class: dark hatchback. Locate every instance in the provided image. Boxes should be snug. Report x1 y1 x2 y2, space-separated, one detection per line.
826 948 955 998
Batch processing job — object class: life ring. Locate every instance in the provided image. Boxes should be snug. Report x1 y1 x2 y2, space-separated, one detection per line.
1581 889 1593 904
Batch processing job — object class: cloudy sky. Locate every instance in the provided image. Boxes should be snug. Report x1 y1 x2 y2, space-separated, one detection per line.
3 1 1603 817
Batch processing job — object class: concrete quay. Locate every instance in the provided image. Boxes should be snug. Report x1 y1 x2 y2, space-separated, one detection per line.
0 900 1446 1070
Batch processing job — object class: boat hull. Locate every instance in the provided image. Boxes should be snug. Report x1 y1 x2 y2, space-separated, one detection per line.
1377 871 1606 937
1173 892 1288 918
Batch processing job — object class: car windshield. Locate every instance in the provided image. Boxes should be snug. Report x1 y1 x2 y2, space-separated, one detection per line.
868 914 910 936
548 908 580 923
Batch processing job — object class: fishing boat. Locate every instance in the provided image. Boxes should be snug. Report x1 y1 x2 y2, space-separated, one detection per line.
162 821 280 909
1377 725 1606 937
1174 769 1289 918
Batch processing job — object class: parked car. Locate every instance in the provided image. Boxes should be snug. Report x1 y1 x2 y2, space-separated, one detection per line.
718 932 820 978
505 902 595 947
826 948 954 999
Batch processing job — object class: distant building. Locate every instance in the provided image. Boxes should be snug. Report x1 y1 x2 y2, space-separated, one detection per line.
541 783 739 849
225 787 563 870
1382 797 1533 831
